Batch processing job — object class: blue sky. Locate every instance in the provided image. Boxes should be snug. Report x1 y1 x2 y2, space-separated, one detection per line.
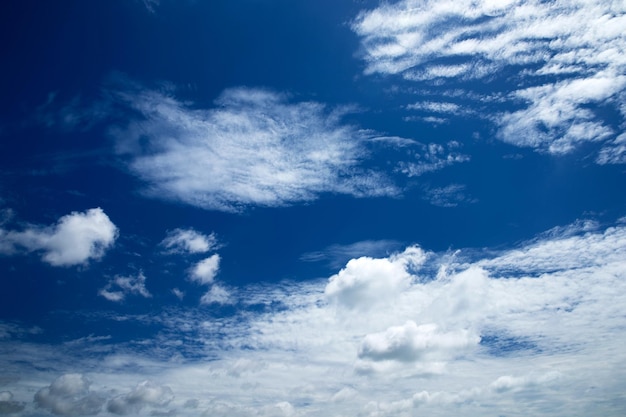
1 0 626 416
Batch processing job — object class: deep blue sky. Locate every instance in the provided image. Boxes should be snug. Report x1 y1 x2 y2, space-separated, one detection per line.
1 1 626 416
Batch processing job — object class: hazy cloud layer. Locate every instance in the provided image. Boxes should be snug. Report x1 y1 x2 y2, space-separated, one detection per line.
353 0 626 158
112 86 399 212
0 208 118 266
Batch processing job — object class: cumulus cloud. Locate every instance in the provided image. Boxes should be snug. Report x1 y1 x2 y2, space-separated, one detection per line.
358 321 479 362
352 0 626 157
324 247 426 310
160 228 218 254
111 85 398 212
0 208 118 266
106 381 173 415
34 374 104 416
189 254 220 286
99 271 152 302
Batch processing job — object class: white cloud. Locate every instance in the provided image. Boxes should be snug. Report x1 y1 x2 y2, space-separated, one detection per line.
0 208 117 266
422 184 476 207
358 321 479 362
111 85 399 212
324 247 426 310
160 228 218 254
397 142 470 177
189 254 220 285
99 271 151 302
106 380 173 415
34 374 104 416
300 239 402 269
352 0 626 157
3 219 626 416
200 284 234 305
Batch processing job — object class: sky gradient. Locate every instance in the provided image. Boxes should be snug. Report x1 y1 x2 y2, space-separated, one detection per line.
1 1 626 416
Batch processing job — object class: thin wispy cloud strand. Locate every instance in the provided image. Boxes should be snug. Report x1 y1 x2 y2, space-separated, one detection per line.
353 0 626 157
111 86 399 212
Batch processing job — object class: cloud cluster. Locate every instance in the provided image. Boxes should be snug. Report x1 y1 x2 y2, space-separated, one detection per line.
111 86 398 212
353 0 626 157
0 208 118 266
3 219 626 416
34 374 104 416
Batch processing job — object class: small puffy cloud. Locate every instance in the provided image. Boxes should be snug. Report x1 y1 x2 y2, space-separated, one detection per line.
112 84 398 212
160 228 218 254
0 208 117 266
34 374 104 416
106 381 173 415
324 246 425 309
0 391 25 414
99 271 151 302
359 321 479 362
189 254 220 285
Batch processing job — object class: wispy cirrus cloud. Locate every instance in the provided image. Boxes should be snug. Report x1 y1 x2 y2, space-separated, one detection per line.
397 141 470 177
111 85 400 212
353 0 626 159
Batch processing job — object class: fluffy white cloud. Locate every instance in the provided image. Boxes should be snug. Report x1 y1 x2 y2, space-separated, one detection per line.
352 0 626 157
106 381 173 415
111 85 398 212
160 228 218 254
358 321 479 362
324 247 426 310
99 271 152 302
34 374 103 416
0 208 117 266
189 254 220 285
